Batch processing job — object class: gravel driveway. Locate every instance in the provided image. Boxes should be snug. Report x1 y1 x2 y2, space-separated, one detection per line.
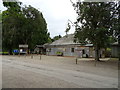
2 55 118 88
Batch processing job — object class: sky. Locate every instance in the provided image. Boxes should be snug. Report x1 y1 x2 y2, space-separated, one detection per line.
0 0 77 38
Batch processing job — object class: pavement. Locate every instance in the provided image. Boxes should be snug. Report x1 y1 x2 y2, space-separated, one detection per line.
2 55 118 88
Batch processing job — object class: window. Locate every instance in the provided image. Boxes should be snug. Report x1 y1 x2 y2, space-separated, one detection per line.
71 48 74 52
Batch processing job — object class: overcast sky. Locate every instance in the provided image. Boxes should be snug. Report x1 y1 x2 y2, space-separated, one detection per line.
0 0 77 38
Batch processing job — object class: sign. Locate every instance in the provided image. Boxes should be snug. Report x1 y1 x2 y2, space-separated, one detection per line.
20 49 23 52
13 49 19 53
19 45 28 48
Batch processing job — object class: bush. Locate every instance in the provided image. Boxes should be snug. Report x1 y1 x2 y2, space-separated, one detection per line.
105 48 111 57
0 52 9 55
56 51 63 56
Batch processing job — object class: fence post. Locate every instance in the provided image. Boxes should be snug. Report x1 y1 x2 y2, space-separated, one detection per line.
76 58 78 64
31 54 33 59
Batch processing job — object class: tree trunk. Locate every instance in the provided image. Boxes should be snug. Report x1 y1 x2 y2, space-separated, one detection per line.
95 45 100 61
9 48 13 55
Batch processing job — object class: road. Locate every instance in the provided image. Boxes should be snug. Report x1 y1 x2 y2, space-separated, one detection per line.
2 56 118 88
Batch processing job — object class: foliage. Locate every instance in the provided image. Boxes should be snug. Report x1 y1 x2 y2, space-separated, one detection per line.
72 2 119 61
0 12 2 50
112 2 120 44
0 12 1 22
2 1 22 54
3 1 22 9
56 51 63 56
20 5 49 49
2 2 50 53
0 51 9 55
47 32 52 43
52 35 62 42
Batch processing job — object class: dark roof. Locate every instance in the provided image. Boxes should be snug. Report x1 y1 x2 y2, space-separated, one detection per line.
50 34 80 45
36 45 44 48
45 34 93 47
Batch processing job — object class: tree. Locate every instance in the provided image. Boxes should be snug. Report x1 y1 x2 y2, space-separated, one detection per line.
2 1 50 53
72 2 118 61
0 12 2 22
47 32 52 43
2 1 22 54
52 35 62 42
20 5 49 49
0 12 2 51
112 1 120 60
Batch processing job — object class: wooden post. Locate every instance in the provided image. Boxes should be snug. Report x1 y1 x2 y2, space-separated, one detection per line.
94 60 97 67
31 54 33 59
76 58 78 64
40 54 41 60
40 50 42 60
18 48 20 57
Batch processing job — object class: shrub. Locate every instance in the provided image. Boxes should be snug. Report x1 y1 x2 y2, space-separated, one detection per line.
56 51 63 56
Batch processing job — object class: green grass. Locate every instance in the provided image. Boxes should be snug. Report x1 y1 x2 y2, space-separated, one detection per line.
0 52 9 55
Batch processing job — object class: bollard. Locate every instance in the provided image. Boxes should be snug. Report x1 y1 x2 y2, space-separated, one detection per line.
31 54 33 59
94 60 97 67
40 54 41 60
19 53 20 57
76 58 77 64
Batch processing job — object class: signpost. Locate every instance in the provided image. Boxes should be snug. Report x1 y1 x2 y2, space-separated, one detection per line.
19 44 28 56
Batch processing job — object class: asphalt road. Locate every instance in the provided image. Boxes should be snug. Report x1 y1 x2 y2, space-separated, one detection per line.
2 57 118 88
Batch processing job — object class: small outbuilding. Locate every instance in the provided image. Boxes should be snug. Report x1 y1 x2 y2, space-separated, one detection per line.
111 42 120 58
34 44 48 54
19 44 28 54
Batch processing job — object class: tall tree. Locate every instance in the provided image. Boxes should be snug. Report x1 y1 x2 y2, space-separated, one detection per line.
0 12 2 22
2 1 22 53
20 5 49 49
72 2 118 61
112 1 120 60
2 1 50 53
0 12 2 51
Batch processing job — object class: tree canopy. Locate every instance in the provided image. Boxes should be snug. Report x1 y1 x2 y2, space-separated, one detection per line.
52 35 62 42
0 12 1 24
72 1 119 61
2 1 50 53
0 12 2 50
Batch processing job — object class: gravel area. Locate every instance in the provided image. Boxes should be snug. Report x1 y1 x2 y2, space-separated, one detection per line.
2 55 118 88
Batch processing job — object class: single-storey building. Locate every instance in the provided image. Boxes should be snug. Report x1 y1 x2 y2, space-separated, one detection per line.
111 42 120 58
34 44 47 54
44 34 105 58
19 44 28 54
